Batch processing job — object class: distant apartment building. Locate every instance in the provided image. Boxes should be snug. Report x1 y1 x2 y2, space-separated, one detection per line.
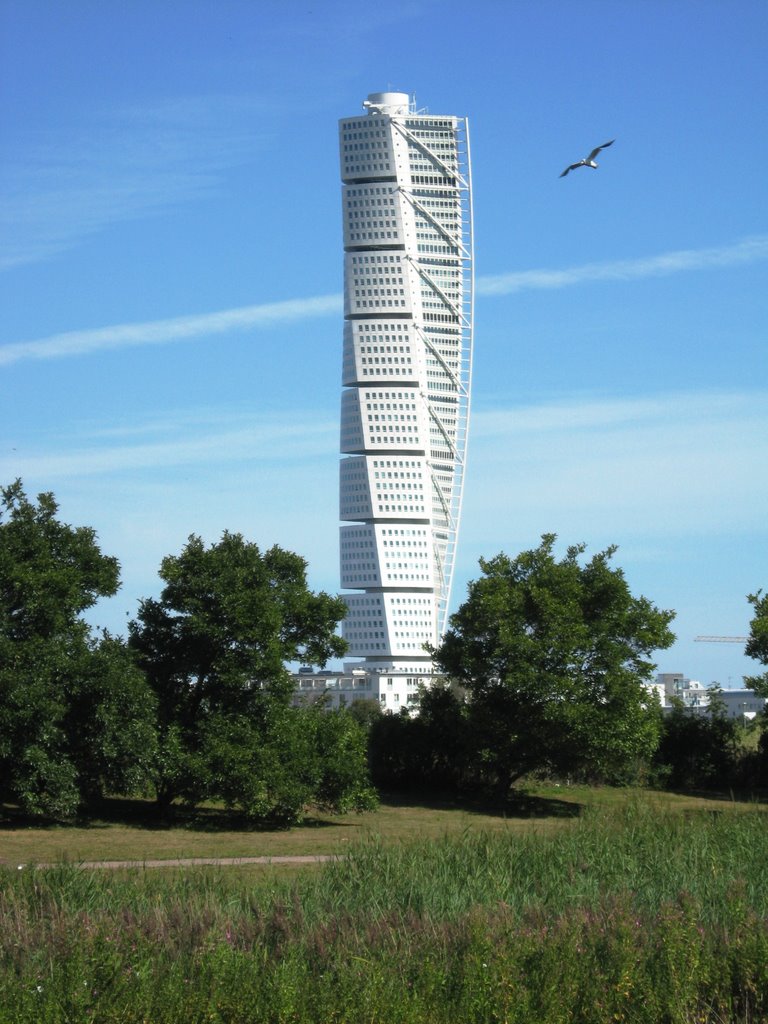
655 673 766 720
656 673 710 709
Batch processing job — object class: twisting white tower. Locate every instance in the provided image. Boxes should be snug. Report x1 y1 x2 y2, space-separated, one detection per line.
338 92 473 706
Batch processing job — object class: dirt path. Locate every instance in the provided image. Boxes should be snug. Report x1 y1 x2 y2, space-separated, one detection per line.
14 855 341 870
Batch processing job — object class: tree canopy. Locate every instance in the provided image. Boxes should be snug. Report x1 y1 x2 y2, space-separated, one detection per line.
0 481 156 818
129 532 374 824
1 484 376 825
746 591 768 697
431 535 675 791
653 688 742 790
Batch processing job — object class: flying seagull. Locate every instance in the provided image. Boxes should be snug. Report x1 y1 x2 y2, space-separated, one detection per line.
560 139 615 178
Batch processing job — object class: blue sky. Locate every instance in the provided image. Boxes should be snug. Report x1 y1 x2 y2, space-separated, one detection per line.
1 0 766 686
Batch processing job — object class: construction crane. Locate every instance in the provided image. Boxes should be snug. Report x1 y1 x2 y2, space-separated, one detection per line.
694 636 748 643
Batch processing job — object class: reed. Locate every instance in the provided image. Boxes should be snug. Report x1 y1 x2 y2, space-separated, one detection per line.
2 799 767 1022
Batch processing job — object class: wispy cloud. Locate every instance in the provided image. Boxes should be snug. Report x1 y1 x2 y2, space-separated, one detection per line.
475 236 768 296
465 390 768 542
7 389 765 637
3 235 766 367
472 391 759 437
0 408 337 481
1 406 342 624
7 391 765 540
0 95 270 271
0 295 342 367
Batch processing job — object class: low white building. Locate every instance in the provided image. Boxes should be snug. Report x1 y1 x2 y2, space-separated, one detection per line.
291 666 433 713
655 673 765 719
714 689 766 721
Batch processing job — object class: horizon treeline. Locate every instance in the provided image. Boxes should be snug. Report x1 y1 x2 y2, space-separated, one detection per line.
2 480 767 823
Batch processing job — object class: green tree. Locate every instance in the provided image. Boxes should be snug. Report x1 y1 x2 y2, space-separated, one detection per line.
432 535 674 794
744 591 768 787
365 685 474 796
654 689 740 790
746 590 768 696
63 633 158 808
0 481 156 818
129 532 370 824
367 708 422 791
346 696 384 732
301 703 378 814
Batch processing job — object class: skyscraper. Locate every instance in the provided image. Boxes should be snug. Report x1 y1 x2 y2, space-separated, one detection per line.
338 92 473 707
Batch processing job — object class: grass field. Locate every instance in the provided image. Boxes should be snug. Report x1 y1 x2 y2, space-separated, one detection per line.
1 785 756 867
2 792 768 1023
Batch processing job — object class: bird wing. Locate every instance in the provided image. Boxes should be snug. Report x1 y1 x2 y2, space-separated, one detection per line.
587 139 615 161
559 162 581 177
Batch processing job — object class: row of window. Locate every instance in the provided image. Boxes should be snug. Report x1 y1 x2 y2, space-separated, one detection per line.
346 348 416 362
346 195 396 208
409 163 455 179
365 397 417 408
342 163 393 177
418 244 458 255
349 254 404 266
352 369 414 381
341 127 389 141
343 140 390 152
350 273 406 286
376 475 424 484
411 175 456 186
374 466 423 477
347 218 398 230
362 350 415 358
353 288 405 298
368 438 420 447
353 324 410 337
424 312 460 323
362 391 414 402
408 139 457 156
417 223 459 239
367 415 419 424
347 233 400 243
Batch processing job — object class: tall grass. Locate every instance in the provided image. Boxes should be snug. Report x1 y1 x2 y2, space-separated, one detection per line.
2 799 768 1022
301 796 768 924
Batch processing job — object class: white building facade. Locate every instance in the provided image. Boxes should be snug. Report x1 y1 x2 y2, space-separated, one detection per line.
338 91 473 709
655 673 766 720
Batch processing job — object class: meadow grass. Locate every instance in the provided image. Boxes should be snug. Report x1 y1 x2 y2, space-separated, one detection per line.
0 784 751 866
2 795 768 1022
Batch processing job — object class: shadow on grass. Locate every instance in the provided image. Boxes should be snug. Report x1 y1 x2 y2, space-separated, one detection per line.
0 797 369 834
376 788 582 820
3 786 764 838
660 786 768 810
1 787 582 833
